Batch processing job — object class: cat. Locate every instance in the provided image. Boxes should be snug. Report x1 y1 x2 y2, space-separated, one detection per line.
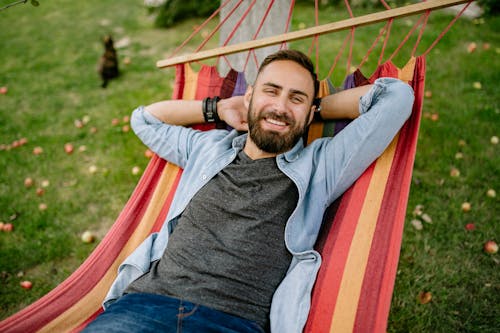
98 35 119 88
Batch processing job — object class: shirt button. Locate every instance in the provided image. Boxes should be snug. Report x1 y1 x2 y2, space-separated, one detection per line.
202 174 207 180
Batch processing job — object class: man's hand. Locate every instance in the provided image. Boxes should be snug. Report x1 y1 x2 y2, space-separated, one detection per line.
218 96 248 131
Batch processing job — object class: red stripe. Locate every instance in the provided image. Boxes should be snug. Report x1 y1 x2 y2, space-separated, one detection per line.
305 163 375 332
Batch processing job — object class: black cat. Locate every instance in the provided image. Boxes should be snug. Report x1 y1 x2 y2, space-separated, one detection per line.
98 35 119 88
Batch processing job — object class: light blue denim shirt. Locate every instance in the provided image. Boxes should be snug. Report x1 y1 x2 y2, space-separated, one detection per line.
103 78 414 332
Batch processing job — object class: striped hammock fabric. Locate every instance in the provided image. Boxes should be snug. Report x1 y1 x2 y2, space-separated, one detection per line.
0 56 425 333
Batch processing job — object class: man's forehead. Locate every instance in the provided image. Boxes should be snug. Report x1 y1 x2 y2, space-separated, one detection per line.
256 60 314 96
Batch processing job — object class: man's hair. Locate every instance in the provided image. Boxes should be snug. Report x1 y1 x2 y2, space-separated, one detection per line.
257 49 320 102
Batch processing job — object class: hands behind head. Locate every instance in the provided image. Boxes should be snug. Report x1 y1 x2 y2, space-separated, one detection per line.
218 95 249 132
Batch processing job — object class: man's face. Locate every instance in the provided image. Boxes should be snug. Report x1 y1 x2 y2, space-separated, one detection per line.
245 60 316 155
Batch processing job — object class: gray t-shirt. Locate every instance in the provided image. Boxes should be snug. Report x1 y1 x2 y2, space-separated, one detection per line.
126 150 298 330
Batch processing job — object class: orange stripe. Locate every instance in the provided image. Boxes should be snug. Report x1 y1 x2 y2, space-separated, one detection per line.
183 63 198 100
38 164 182 332
305 165 374 332
329 134 399 332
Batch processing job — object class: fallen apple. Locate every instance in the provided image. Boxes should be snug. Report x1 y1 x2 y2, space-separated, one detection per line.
74 119 84 128
3 223 14 232
38 203 48 211
20 280 33 290
450 167 460 177
36 187 45 196
461 202 471 212
484 240 498 254
486 189 496 198
467 42 477 53
81 230 95 243
132 166 141 175
111 118 120 126
417 291 432 304
411 219 423 230
64 143 74 154
491 136 499 145
122 125 130 132
0 86 7 94
144 149 154 159
465 223 475 231
24 177 34 188
33 146 43 155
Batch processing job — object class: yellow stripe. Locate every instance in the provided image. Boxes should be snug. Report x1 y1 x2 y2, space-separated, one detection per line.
329 134 399 332
39 163 181 332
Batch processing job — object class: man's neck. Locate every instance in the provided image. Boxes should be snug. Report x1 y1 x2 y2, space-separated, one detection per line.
243 139 277 160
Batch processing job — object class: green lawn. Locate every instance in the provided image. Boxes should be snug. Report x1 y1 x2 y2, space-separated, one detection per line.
0 1 498 331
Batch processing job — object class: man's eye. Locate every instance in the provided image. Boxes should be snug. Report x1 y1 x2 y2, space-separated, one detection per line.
291 96 304 104
264 89 277 95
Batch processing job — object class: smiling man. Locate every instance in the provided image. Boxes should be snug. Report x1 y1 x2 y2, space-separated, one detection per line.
83 50 414 333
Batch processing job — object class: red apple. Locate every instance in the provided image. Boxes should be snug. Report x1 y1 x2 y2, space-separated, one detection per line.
465 223 476 231
20 281 33 290
36 187 45 196
3 223 14 232
64 143 74 154
0 86 7 94
484 240 498 254
33 146 43 155
111 118 120 126
122 125 130 132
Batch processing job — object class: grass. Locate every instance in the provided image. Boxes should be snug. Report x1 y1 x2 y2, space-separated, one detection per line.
0 0 498 331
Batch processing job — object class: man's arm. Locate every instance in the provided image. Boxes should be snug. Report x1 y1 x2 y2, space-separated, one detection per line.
144 96 248 131
318 84 373 120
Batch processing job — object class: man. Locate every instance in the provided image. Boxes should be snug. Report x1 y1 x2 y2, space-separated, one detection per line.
84 50 414 333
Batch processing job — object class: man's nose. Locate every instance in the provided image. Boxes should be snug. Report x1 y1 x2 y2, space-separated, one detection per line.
273 94 288 113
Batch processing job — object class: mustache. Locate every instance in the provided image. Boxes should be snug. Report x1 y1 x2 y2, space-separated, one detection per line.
257 110 295 125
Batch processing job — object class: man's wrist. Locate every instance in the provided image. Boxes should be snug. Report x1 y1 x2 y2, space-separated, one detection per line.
202 96 221 123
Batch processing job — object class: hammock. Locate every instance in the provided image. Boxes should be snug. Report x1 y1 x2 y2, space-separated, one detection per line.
0 0 472 332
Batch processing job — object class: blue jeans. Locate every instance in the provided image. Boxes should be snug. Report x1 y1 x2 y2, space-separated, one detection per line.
82 293 266 333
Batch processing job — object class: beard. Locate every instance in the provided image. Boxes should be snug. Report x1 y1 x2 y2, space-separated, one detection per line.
247 98 309 154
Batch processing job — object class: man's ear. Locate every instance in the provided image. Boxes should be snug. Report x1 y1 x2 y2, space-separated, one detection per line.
244 85 253 110
307 104 316 126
